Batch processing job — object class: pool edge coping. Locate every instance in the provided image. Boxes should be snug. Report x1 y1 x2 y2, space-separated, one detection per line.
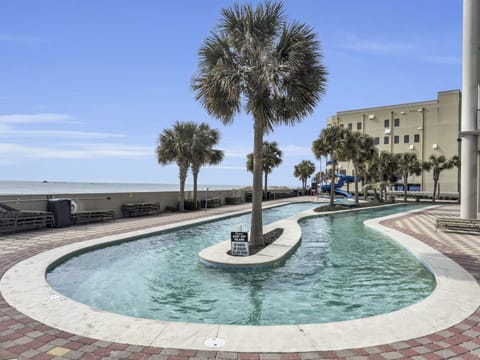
1 203 480 353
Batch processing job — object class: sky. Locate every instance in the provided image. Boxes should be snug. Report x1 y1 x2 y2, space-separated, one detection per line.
0 1 463 187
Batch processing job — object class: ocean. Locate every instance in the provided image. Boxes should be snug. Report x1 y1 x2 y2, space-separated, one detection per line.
0 181 247 195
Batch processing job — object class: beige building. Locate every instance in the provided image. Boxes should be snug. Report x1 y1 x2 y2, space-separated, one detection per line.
326 90 461 194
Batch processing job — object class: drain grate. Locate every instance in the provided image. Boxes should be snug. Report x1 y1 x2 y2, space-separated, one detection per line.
204 337 225 348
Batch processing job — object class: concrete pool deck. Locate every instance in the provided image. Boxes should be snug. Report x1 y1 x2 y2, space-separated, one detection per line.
1 198 480 359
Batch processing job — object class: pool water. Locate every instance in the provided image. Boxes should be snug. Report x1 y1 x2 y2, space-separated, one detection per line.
47 203 435 325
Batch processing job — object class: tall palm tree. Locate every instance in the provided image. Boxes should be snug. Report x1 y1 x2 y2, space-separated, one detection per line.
395 152 422 203
294 160 315 191
312 126 348 206
246 141 283 198
338 130 377 205
156 121 197 211
422 154 456 202
191 123 224 208
192 2 327 247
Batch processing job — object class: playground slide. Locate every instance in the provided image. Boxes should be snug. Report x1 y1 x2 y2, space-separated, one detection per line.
320 183 331 193
334 188 352 198
320 174 354 198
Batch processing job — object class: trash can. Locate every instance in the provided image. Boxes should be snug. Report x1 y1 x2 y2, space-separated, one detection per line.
47 199 72 228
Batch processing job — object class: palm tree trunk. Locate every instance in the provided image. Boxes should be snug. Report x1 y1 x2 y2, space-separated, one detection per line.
378 172 383 201
403 174 408 203
192 168 199 209
354 169 359 205
251 121 264 247
264 172 268 200
330 154 336 206
363 173 368 200
433 173 440 203
179 165 188 211
353 161 359 205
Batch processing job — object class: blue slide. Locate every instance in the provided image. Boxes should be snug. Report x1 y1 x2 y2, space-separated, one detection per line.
334 188 353 198
320 174 355 198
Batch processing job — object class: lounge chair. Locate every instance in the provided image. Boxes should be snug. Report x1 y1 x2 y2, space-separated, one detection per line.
72 209 116 224
200 197 221 208
121 202 160 217
0 203 55 234
435 217 480 233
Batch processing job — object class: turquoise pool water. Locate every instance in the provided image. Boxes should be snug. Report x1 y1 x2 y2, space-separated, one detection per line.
47 203 435 325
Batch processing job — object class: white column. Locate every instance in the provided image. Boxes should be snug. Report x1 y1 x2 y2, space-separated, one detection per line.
460 0 479 219
478 82 480 211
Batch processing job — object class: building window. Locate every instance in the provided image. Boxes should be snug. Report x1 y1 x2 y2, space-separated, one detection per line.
394 118 400 127
384 119 389 128
340 124 344 128
357 122 362 130
348 123 352 130
374 137 380 145
384 136 389 144
394 135 399 144
414 134 420 143
404 135 410 143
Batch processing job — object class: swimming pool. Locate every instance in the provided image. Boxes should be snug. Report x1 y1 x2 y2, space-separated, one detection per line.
46 203 435 325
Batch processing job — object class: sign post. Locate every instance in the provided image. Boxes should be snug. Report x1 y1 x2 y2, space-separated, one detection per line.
230 231 249 256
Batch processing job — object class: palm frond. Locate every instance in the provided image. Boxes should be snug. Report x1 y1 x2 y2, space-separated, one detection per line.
193 1 327 133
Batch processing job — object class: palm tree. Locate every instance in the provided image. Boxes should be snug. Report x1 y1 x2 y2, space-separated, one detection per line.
156 121 197 211
396 152 422 203
246 141 283 198
191 123 224 208
451 155 460 168
338 130 377 205
314 170 326 184
422 154 456 202
192 2 327 247
366 151 398 201
312 126 348 206
294 160 315 192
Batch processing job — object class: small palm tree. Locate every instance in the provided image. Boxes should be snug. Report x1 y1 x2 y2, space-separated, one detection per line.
451 155 460 168
191 123 224 208
422 154 456 202
366 151 398 201
314 170 326 185
156 121 196 211
192 1 327 247
338 130 377 205
294 160 315 192
396 152 422 203
312 126 348 206
246 141 283 198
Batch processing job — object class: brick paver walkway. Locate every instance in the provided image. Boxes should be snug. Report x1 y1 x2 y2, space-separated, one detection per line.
1 201 479 359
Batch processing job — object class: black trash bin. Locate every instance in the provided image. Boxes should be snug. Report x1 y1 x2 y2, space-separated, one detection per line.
47 199 72 228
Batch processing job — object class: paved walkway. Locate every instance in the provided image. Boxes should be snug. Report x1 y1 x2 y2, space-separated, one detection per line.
0 200 479 359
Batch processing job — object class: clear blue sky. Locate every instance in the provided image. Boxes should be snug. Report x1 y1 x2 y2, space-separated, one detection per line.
0 1 462 187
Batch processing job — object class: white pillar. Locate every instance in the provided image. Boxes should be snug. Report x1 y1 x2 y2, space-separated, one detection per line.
460 0 479 219
478 83 480 211
476 12 480 216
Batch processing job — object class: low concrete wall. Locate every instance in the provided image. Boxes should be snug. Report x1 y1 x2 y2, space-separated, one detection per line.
0 188 300 217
